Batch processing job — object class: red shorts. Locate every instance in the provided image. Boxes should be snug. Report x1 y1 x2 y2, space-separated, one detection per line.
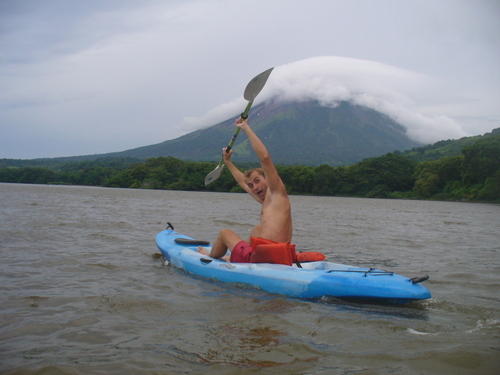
230 240 252 263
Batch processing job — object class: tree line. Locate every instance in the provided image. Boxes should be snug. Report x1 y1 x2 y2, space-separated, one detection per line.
1 135 499 202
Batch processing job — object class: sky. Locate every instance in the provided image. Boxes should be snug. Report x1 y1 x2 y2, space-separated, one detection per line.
1 0 499 159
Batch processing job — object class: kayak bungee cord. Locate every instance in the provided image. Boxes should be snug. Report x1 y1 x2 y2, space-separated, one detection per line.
327 268 394 277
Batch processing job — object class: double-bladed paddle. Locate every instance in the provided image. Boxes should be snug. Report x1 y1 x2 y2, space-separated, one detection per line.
204 67 274 186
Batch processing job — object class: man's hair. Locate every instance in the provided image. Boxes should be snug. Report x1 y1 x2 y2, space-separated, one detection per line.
244 168 265 178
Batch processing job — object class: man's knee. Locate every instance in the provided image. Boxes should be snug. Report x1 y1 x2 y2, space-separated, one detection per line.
219 228 234 237
217 228 244 251
219 228 239 243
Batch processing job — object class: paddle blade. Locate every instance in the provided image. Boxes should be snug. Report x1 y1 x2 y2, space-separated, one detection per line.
205 164 224 186
243 67 274 102
205 68 273 186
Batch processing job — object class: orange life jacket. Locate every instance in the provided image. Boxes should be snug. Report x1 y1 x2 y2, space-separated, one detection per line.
296 251 326 262
250 237 297 266
249 237 326 266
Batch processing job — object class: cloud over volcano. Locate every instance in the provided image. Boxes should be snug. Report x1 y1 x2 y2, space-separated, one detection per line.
185 56 469 144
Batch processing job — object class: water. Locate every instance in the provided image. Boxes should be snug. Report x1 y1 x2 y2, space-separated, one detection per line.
1 183 499 374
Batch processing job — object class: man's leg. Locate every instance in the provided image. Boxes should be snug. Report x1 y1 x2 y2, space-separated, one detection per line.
198 228 242 259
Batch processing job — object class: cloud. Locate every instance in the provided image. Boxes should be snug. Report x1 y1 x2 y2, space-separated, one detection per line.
0 1 498 159
184 56 469 144
183 100 245 131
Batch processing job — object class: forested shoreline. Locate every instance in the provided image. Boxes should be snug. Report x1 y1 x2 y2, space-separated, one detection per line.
1 135 499 202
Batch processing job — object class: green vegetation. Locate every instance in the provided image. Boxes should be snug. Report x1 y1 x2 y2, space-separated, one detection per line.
1 134 499 203
401 127 500 162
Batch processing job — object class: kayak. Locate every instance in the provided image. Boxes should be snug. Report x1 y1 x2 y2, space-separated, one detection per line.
155 227 431 304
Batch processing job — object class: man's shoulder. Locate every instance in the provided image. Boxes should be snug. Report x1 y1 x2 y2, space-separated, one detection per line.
268 180 289 196
266 189 290 205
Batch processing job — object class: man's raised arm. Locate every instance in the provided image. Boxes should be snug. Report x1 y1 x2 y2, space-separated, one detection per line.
236 117 285 195
223 147 263 203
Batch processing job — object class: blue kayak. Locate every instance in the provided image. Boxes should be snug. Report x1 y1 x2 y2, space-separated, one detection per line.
156 228 431 304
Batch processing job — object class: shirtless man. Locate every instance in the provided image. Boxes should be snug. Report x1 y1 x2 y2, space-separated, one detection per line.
198 116 292 262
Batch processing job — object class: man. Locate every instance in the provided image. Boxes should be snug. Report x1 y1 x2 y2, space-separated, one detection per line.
198 116 292 263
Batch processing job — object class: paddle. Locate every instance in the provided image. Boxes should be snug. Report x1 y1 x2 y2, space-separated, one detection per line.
204 67 274 186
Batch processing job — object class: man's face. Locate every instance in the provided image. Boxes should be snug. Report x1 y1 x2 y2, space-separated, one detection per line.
245 171 267 200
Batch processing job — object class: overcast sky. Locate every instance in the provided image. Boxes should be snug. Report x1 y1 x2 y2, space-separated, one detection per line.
1 0 499 159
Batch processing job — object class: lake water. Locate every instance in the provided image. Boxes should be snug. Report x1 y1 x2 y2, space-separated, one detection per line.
1 183 499 374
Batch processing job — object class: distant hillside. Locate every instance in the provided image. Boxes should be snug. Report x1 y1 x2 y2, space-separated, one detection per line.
0 156 142 170
2 106 499 171
64 100 422 167
225 100 421 166
401 127 500 162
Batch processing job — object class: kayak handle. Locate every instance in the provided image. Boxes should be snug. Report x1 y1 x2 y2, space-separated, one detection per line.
409 275 429 284
175 238 210 246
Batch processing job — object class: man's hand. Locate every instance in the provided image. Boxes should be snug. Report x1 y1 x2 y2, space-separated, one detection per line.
236 117 249 129
223 147 233 162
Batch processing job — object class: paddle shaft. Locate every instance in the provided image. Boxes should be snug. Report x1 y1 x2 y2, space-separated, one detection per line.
226 101 253 152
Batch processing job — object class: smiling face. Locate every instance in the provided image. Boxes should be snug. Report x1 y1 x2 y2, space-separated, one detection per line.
245 170 268 200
